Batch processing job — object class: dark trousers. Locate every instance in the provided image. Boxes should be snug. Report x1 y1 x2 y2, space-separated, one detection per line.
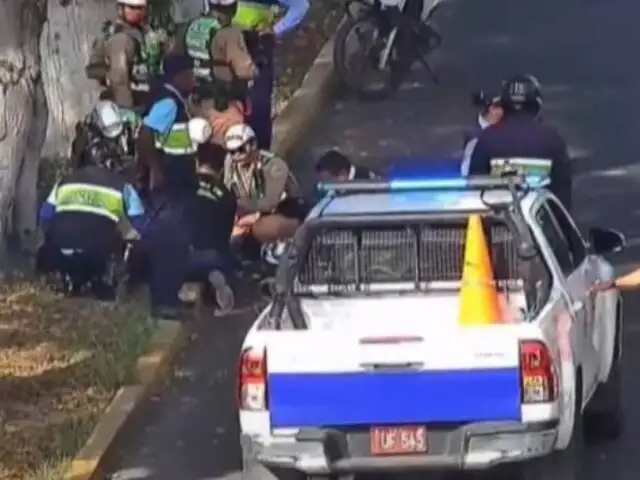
247 40 274 150
140 194 190 311
186 248 237 283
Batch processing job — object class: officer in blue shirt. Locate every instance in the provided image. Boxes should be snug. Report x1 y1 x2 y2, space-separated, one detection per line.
232 0 309 149
135 54 200 318
38 150 146 298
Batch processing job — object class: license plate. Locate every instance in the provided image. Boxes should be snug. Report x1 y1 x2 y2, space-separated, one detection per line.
370 426 427 455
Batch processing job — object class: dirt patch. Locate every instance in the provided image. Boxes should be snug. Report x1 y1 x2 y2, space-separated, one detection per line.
0 281 153 479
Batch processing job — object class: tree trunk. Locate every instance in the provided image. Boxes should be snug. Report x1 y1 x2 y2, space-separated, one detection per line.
0 1 47 252
40 0 114 159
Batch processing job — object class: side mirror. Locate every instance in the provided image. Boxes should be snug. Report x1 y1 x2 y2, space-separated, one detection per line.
589 227 625 255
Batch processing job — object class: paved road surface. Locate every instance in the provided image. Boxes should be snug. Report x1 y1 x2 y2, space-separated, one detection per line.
107 0 640 478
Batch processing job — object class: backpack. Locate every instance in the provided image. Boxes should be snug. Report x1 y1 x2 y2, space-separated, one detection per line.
85 21 119 84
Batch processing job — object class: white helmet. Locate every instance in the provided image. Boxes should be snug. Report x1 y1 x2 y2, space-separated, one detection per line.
207 0 237 8
91 100 123 139
224 124 256 151
188 117 213 145
117 0 148 6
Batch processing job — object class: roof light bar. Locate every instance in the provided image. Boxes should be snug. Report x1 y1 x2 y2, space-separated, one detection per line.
317 175 549 194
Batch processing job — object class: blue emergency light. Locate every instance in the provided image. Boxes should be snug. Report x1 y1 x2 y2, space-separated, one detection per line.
317 175 549 194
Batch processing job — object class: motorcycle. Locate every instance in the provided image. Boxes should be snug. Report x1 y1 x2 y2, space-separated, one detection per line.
333 0 443 101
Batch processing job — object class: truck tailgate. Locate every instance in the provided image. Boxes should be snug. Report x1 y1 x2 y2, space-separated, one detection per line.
266 328 522 428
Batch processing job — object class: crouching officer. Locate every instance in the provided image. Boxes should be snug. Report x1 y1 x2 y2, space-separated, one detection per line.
224 123 306 245
185 142 237 312
37 150 145 299
234 0 309 149
86 0 168 116
468 74 573 210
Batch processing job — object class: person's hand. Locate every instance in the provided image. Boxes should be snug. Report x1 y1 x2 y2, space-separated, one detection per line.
123 228 141 242
590 279 616 293
236 213 259 227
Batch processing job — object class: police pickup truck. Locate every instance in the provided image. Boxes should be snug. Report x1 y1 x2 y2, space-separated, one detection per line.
237 175 624 479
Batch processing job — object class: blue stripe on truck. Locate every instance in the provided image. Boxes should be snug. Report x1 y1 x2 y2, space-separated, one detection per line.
268 369 521 427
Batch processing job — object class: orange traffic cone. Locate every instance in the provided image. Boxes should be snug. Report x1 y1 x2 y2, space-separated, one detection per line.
458 214 504 326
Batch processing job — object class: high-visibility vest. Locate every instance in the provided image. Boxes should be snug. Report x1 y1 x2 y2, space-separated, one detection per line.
54 167 126 223
153 84 197 156
184 16 222 84
233 0 279 31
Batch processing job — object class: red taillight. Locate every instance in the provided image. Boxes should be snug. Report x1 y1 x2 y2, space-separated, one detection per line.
237 347 267 411
519 340 557 403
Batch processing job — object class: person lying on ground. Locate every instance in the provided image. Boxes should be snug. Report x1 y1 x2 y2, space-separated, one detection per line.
185 142 237 312
223 123 307 245
37 150 145 299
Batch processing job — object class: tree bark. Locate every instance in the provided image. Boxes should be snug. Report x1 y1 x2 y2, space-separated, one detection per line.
0 1 47 252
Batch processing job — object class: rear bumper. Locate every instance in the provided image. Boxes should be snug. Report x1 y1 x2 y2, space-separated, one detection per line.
241 420 558 475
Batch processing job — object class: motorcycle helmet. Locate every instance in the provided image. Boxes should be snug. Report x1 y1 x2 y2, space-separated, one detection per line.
224 123 256 151
500 74 542 113
188 117 213 145
91 100 124 139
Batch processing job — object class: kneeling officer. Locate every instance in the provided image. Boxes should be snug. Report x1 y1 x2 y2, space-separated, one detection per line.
38 152 146 298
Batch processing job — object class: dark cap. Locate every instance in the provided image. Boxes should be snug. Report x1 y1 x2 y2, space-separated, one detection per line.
162 54 193 79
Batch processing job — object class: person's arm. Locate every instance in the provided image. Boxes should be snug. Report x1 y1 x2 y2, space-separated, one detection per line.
122 183 148 233
467 136 491 175
273 0 309 37
218 28 257 81
39 183 59 227
460 138 478 176
105 33 136 108
237 157 289 213
138 98 178 189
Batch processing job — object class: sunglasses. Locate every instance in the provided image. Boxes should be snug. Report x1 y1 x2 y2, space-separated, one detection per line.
227 143 251 156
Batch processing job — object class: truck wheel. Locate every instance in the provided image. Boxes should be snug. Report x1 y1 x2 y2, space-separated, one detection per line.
584 304 623 441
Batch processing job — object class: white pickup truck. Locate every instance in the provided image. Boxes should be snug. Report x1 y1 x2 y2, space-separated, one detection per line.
237 176 624 479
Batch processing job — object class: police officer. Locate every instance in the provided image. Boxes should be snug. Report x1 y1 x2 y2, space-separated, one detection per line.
223 123 305 244
175 0 256 97
136 54 201 199
233 0 309 149
86 0 168 116
185 142 237 311
468 74 573 210
460 91 503 176
136 54 216 318
37 143 145 299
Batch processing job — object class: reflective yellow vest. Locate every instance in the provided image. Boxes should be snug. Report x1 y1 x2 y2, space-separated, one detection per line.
233 0 279 30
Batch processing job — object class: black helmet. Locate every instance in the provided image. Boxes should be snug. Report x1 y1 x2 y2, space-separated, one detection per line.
500 74 542 113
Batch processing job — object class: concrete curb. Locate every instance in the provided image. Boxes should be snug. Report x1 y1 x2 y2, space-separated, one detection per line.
61 29 338 480
63 320 188 480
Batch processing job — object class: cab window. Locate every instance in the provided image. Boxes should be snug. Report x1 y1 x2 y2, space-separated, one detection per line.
536 204 573 274
546 198 587 267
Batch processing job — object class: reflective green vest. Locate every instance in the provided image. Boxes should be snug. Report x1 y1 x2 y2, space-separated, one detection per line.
184 16 222 83
55 183 124 223
233 1 278 30
153 84 197 156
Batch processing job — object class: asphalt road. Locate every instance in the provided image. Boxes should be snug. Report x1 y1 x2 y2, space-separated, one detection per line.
106 0 640 478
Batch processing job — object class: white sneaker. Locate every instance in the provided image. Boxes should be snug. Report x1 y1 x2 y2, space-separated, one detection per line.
207 270 235 313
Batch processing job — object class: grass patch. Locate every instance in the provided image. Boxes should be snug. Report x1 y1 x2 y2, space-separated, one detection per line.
0 280 155 480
